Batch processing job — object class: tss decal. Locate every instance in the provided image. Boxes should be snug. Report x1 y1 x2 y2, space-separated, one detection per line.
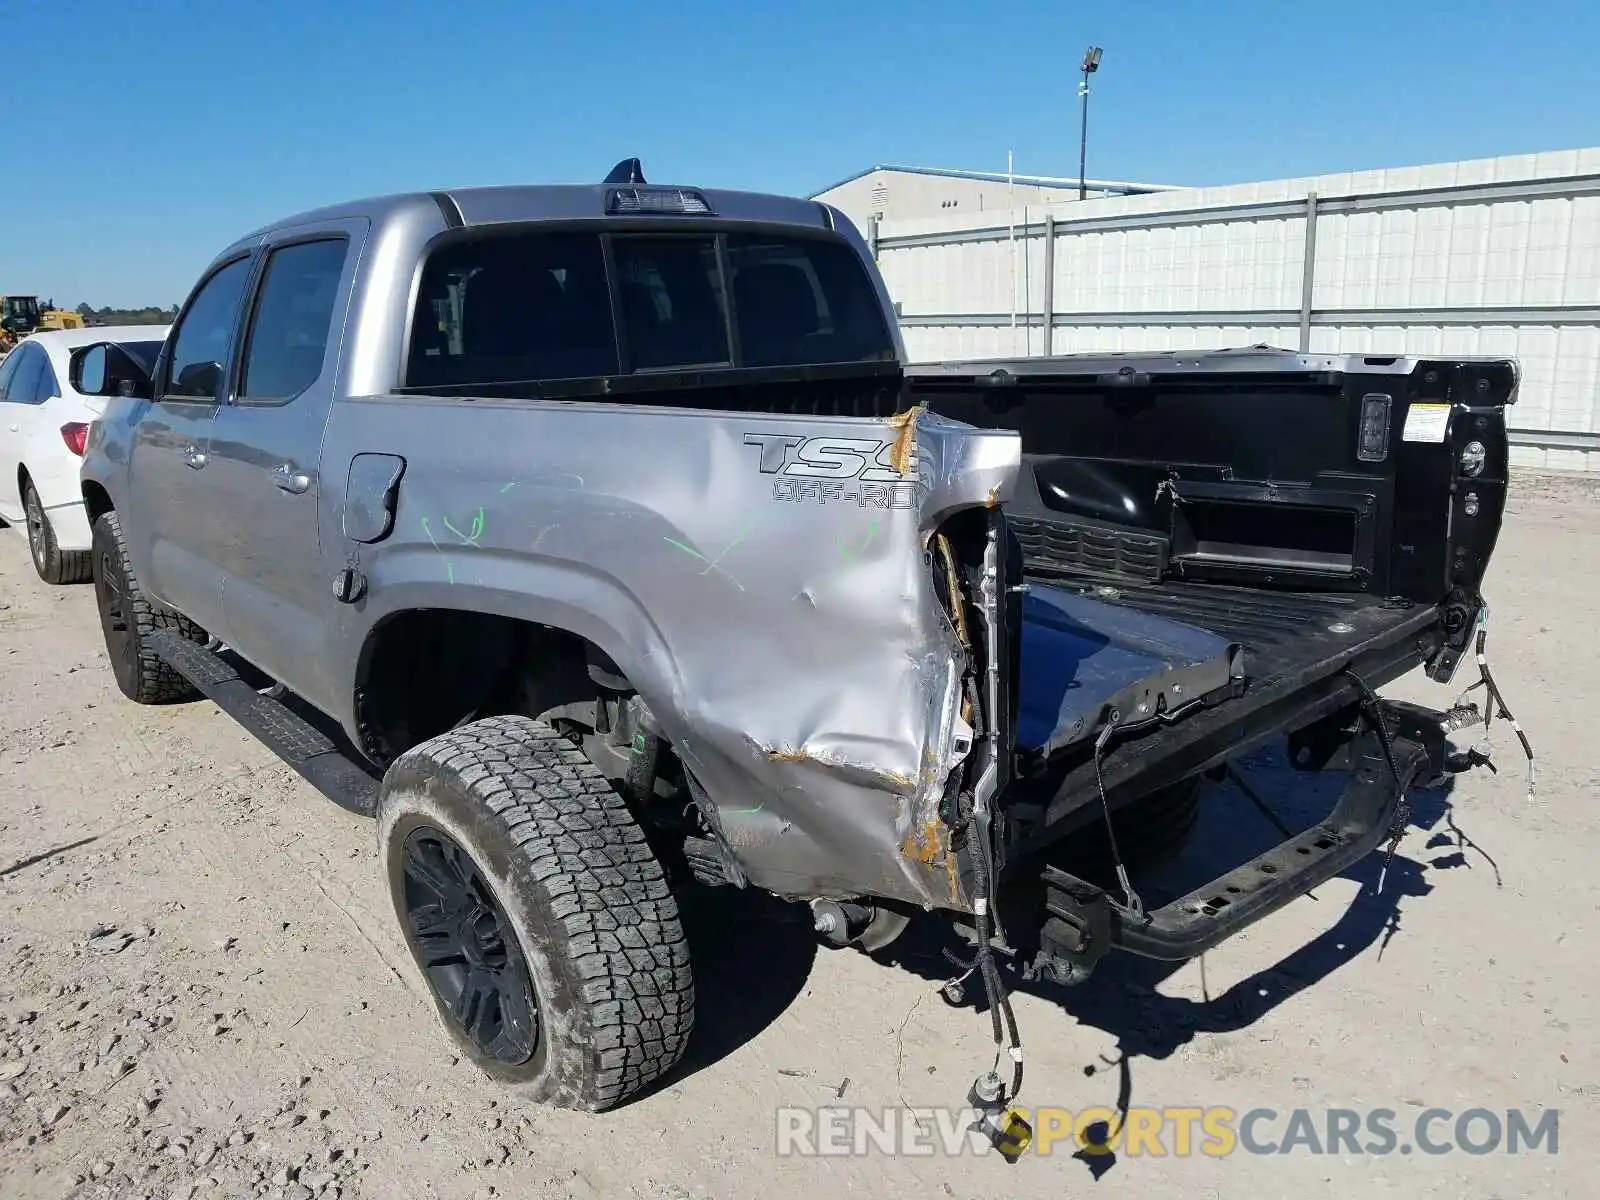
743 433 904 482
744 432 919 508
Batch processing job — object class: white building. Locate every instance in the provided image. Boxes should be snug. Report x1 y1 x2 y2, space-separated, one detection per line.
856 147 1600 473
810 165 1179 238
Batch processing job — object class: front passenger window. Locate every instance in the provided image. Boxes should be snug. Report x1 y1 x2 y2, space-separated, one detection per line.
166 256 253 399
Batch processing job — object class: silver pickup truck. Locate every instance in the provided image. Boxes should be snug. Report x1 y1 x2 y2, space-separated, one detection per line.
73 160 1515 1123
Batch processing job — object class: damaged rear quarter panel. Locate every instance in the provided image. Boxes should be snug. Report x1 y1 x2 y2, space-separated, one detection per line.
322 396 1020 911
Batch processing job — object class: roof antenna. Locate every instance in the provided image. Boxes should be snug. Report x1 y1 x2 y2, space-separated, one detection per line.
604 158 647 185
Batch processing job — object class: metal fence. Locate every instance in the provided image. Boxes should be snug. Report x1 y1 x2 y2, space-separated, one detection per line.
870 149 1600 472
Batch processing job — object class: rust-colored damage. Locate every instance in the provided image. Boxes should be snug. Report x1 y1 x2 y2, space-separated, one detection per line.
944 836 965 906
986 483 1001 508
886 405 924 477
762 744 916 793
900 815 946 865
900 813 967 906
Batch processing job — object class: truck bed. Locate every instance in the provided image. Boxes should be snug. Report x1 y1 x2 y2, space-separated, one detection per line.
1018 523 1430 704
905 348 1516 853
1009 564 1437 842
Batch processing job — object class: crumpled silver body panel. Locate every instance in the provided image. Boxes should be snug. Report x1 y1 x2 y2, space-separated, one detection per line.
319 399 1021 911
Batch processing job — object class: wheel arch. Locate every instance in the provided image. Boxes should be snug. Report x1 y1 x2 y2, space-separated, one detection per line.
81 478 114 526
347 584 684 767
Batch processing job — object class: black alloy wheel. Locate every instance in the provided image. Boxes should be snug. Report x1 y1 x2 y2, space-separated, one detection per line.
400 826 539 1066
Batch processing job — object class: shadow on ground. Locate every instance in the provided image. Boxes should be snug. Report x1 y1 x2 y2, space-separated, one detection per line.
672 888 818 1083
865 742 1503 1173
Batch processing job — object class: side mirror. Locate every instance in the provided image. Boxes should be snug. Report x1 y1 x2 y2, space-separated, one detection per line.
70 343 153 400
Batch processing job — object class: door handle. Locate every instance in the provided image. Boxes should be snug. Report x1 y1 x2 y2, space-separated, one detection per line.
183 445 208 469
272 463 312 495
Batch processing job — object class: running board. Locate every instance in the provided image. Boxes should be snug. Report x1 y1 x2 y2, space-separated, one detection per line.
149 630 379 817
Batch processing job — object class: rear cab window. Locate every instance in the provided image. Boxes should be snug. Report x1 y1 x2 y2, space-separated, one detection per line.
404 224 893 394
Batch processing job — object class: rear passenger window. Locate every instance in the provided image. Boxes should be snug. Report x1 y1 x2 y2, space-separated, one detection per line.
0 349 20 399
6 345 47 405
239 239 348 403
407 233 618 390
33 355 60 403
612 237 730 370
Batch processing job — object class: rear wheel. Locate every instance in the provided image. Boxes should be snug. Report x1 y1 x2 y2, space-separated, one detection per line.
378 715 694 1111
90 510 206 704
24 479 89 585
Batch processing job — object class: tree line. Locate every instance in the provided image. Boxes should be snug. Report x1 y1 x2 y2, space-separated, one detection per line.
73 303 180 326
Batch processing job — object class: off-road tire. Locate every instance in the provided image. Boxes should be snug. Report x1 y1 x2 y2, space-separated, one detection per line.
90 510 206 704
378 715 694 1111
24 478 90 584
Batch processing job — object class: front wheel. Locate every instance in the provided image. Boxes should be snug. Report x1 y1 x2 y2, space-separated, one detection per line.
377 715 695 1111
90 510 206 704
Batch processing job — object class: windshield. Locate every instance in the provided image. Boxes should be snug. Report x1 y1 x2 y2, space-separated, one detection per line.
406 227 895 392
2 296 40 327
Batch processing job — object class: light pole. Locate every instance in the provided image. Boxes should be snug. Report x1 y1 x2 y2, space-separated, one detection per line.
1078 45 1103 201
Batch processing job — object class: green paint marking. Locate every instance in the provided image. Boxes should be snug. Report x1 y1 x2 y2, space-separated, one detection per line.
499 482 517 494
707 517 755 566
470 506 485 541
663 536 710 563
836 517 882 559
420 517 440 549
441 515 467 542
725 805 766 815
664 533 746 591
445 559 455 585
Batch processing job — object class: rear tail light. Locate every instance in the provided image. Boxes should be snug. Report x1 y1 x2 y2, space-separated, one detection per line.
1356 393 1392 462
61 422 89 456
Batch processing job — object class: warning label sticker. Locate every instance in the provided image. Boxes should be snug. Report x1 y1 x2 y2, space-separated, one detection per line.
1402 403 1451 443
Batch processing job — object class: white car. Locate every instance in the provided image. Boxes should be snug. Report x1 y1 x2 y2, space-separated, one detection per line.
0 325 170 582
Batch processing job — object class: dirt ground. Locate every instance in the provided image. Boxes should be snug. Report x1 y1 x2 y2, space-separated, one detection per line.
1 473 1597 1200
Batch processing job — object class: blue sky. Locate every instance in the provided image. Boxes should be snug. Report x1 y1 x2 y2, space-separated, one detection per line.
4 0 1598 307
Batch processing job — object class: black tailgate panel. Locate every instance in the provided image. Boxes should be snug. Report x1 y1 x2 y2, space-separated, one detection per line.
911 349 1515 685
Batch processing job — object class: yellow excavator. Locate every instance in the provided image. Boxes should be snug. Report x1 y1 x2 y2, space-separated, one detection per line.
0 294 84 354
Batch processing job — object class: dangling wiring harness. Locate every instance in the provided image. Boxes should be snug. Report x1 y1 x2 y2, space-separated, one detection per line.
1446 622 1537 803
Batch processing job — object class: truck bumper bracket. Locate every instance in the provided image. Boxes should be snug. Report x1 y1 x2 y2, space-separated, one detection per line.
1040 701 1447 966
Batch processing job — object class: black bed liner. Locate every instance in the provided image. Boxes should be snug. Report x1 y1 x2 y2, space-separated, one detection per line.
1026 570 1432 694
1007 571 1439 854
